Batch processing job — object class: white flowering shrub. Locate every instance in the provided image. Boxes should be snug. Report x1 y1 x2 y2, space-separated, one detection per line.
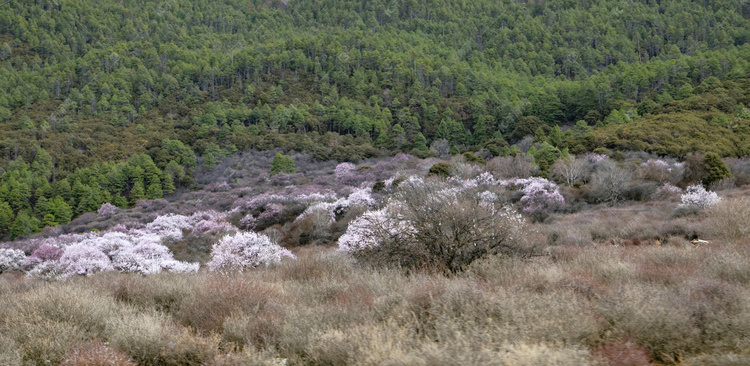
339 180 532 273
113 242 197 275
0 248 26 273
347 187 376 207
679 185 720 209
58 244 114 277
192 219 237 236
207 231 295 272
15 212 209 279
504 177 564 215
338 204 415 253
26 261 64 280
145 213 195 240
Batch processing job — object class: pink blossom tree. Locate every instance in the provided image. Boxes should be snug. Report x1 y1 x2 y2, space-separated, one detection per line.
334 162 356 179
58 244 114 277
97 202 120 217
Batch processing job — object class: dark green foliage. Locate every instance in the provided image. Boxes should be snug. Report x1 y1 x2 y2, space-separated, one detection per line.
0 201 12 237
270 153 296 176
703 153 732 187
411 133 429 157
462 152 486 165
429 163 452 178
1 0 750 239
511 116 548 142
9 211 39 240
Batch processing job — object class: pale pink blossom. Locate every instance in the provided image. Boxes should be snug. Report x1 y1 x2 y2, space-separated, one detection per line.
58 244 114 277
97 202 120 217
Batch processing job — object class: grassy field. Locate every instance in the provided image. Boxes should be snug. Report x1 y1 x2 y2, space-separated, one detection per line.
3 194 750 366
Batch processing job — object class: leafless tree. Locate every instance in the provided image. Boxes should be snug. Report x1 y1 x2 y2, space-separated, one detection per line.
552 156 587 187
590 160 632 203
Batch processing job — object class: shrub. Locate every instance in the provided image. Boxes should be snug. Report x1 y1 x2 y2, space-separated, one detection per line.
462 151 486 164
334 162 356 179
207 232 295 272
589 160 632 203
97 202 120 217
428 162 452 177
703 152 732 187
270 152 296 176
487 155 535 179
61 340 137 366
703 197 750 241
652 183 682 201
113 242 199 275
679 185 720 209
58 244 114 277
0 248 25 273
339 180 532 273
552 156 588 187
506 177 564 217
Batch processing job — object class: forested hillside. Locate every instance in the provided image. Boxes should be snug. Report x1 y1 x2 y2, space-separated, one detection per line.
2 0 750 237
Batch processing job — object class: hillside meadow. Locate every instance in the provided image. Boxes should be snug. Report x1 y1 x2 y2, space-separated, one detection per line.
1 152 750 365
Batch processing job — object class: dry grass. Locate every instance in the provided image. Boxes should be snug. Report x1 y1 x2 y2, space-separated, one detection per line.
4 196 750 364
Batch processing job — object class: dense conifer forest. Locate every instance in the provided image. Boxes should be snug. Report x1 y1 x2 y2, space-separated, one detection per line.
2 0 750 233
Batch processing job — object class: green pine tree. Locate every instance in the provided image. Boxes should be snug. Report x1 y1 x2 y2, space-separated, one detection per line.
270 152 296 176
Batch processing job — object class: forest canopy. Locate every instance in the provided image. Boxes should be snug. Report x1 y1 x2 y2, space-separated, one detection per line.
2 0 750 238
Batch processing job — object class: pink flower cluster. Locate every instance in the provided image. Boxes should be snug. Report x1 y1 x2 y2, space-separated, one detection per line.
97 202 120 217
0 211 235 278
585 153 608 164
334 162 357 179
508 177 565 213
58 244 115 277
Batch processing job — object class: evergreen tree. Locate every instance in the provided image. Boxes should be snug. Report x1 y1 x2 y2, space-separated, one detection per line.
10 211 39 240
129 180 145 206
270 152 296 176
703 153 732 188
48 196 72 225
0 201 12 237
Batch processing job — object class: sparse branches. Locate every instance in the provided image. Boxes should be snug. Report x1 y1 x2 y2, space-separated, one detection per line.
552 156 587 187
339 180 531 273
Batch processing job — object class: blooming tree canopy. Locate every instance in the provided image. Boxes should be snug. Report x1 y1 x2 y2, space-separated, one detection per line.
207 231 295 272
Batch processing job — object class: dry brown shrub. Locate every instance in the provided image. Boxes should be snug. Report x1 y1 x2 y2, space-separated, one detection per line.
276 248 354 283
683 353 750 365
62 340 137 366
280 211 333 247
703 196 750 241
593 338 652 366
221 310 285 351
2 315 87 365
177 274 284 335
597 285 701 362
98 272 197 316
498 343 593 366
0 334 21 366
707 249 750 285
105 310 218 366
